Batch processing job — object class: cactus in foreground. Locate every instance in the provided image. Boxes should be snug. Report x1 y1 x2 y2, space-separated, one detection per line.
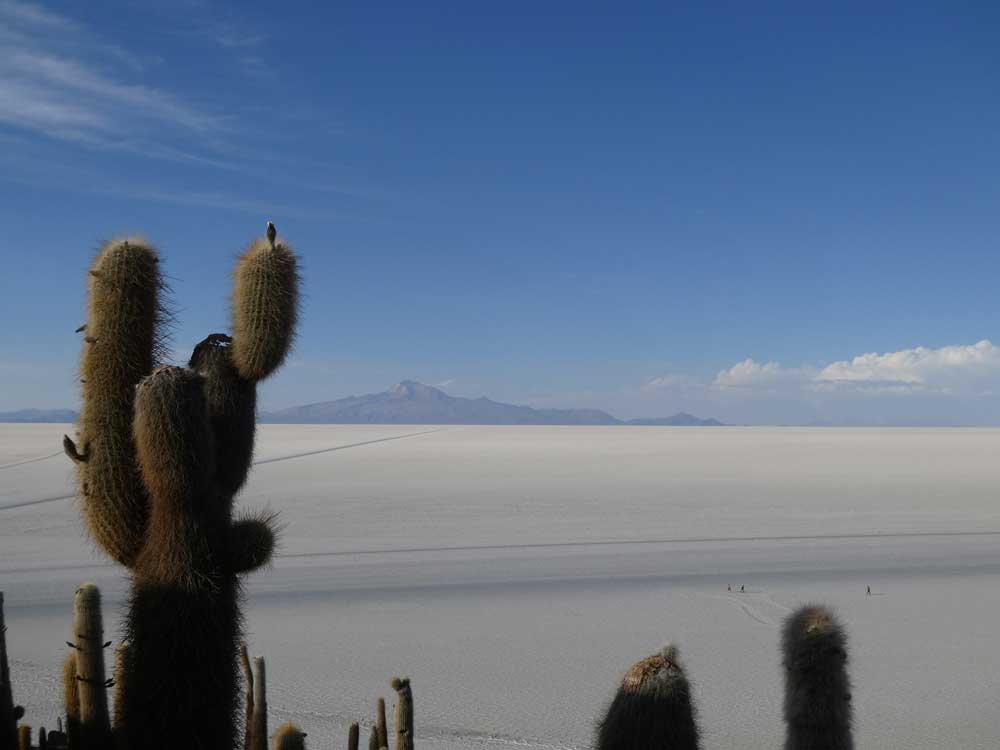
390 678 413 750
16 725 29 750
596 644 700 750
64 224 299 750
272 722 306 750
249 657 268 750
781 605 854 750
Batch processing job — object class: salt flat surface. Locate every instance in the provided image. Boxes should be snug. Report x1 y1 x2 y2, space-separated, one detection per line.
2 424 999 749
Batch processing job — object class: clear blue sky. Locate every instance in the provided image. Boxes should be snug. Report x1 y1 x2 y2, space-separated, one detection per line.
2 1 999 424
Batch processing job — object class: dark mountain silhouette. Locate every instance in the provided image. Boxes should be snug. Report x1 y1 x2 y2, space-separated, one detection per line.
0 408 79 423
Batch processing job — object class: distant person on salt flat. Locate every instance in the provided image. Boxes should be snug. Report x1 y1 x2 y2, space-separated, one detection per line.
866 585 871 596
740 585 744 592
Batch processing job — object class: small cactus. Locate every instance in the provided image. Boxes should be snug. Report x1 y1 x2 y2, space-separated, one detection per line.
16 725 30 750
249 657 268 750
781 606 854 750
348 723 359 750
272 722 306 750
1 592 18 750
375 697 388 749
390 678 413 750
71 584 110 750
368 725 379 750
596 644 700 750
61 653 79 750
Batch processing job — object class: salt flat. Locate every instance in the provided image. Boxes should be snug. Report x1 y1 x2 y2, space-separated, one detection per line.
2 424 999 749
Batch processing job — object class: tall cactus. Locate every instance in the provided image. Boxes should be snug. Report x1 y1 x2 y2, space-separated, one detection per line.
65 223 299 750
596 644 700 750
781 606 854 750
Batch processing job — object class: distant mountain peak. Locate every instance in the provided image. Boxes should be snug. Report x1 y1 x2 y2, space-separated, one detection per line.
390 380 445 400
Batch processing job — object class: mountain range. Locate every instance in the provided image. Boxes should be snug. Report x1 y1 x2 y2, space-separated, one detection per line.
0 382 723 426
258 381 723 426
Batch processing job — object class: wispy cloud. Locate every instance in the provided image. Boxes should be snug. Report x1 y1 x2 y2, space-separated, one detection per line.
0 2 224 156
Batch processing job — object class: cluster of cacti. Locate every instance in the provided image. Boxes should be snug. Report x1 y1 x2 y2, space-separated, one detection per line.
596 604 853 750
1 586 417 750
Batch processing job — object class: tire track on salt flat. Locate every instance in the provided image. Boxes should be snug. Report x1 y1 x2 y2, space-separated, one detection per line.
0 429 447 512
0 450 63 470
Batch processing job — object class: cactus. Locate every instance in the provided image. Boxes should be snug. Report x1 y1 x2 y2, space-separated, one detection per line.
70 584 110 750
596 644 700 750
249 657 268 750
64 223 299 750
390 678 413 750
781 606 854 750
348 723 359 750
1 592 20 750
240 643 254 750
271 722 305 750
61 653 79 750
111 643 129 734
37 729 46 750
16 725 29 750
375 698 388 750
367 725 379 750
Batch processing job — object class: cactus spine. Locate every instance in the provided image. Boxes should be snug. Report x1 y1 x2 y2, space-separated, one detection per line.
390 678 413 750
71 584 110 750
65 223 298 750
596 644 700 750
781 606 854 750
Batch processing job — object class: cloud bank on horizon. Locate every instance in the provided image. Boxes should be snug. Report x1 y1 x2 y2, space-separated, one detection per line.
711 340 1000 397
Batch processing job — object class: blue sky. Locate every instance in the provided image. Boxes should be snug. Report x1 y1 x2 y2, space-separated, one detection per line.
1 1 999 424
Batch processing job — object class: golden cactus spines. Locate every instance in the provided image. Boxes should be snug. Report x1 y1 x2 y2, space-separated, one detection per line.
230 224 299 382
271 721 305 750
66 237 165 567
71 584 111 749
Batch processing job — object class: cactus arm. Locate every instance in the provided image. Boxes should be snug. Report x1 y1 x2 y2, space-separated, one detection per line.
229 513 279 575
188 334 258 498
229 225 299 382
74 238 165 567
781 606 854 750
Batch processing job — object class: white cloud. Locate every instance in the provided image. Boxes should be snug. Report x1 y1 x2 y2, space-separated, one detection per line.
711 340 1000 398
436 379 456 388
714 359 815 390
815 340 1000 395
